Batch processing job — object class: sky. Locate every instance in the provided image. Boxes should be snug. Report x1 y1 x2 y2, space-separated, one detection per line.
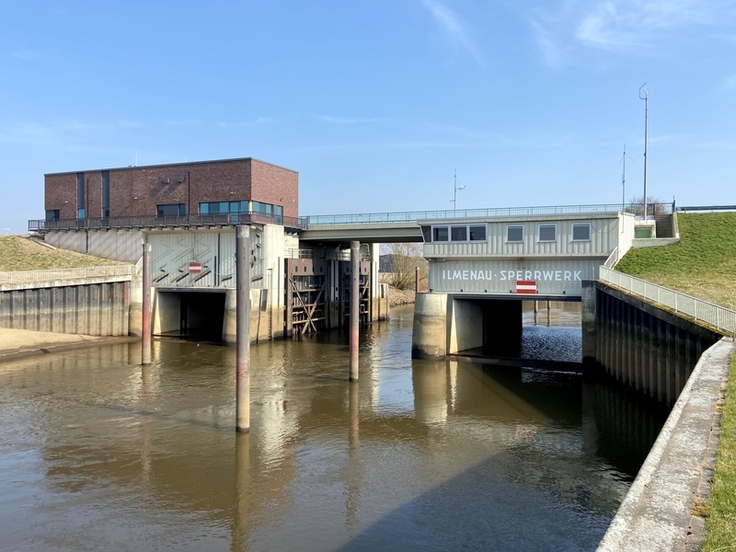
1 0 735 234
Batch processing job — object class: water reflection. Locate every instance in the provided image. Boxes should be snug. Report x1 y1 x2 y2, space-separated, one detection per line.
0 305 663 551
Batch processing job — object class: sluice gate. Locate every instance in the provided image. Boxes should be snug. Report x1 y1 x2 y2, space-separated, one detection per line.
285 257 372 336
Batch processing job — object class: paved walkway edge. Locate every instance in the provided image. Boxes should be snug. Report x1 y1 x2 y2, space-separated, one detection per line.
597 337 734 552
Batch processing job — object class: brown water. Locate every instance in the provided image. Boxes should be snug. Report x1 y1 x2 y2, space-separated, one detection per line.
0 305 665 551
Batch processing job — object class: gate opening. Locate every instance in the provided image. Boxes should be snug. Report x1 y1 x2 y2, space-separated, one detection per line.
156 290 226 342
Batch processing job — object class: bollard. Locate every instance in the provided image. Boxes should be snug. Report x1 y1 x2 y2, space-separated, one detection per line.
236 225 251 432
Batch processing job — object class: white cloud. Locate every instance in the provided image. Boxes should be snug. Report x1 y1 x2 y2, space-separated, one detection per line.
216 117 275 128
9 49 45 61
530 0 736 65
421 0 486 67
315 115 387 124
0 119 141 146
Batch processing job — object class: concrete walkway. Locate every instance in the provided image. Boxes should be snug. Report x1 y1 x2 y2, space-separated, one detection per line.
597 337 734 551
0 328 128 362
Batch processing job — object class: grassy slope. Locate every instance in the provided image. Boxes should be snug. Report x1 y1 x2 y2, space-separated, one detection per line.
0 236 124 271
615 212 736 310
615 213 736 549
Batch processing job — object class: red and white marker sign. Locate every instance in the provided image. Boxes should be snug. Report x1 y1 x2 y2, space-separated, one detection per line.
188 261 202 275
516 280 537 294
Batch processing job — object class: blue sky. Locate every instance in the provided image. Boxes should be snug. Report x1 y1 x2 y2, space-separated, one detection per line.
1 0 735 233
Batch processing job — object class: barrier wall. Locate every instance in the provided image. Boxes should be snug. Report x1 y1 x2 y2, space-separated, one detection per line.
0 281 130 336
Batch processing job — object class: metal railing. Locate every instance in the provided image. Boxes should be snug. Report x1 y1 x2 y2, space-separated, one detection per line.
304 203 672 226
29 213 307 233
599 266 736 337
0 265 136 286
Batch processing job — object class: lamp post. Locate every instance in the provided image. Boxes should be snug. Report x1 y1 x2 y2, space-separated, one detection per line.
452 170 466 215
639 83 649 219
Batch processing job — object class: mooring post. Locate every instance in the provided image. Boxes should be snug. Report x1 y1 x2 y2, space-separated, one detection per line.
350 240 360 382
141 242 152 365
236 225 251 432
415 266 420 293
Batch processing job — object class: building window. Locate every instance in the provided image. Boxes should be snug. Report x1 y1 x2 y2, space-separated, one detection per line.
76 172 85 219
433 226 449 242
428 224 487 243
538 224 557 242
101 171 110 218
45 210 60 221
469 225 487 241
157 203 186 216
572 223 591 241
506 225 524 242
451 226 467 241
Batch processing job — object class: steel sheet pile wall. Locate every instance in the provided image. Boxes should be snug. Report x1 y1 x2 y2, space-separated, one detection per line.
0 282 130 336
595 285 720 406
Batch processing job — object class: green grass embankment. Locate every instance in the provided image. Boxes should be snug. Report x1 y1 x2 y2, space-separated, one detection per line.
0 235 123 272
615 212 736 549
616 212 736 310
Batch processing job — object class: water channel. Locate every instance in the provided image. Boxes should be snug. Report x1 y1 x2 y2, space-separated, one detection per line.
0 305 669 551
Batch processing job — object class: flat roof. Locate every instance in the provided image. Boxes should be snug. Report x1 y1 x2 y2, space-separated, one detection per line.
44 156 299 177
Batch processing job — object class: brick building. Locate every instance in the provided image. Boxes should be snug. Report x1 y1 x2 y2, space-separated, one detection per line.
43 157 299 224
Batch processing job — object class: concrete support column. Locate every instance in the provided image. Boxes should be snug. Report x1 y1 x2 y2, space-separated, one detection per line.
581 280 597 365
449 298 484 355
236 225 251 433
350 240 360 382
223 289 237 344
141 243 152 365
412 292 449 359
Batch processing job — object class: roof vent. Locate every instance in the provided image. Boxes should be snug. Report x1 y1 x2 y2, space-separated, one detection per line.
176 175 185 183
162 177 170 184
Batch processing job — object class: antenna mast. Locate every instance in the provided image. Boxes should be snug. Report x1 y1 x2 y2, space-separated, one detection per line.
639 83 649 219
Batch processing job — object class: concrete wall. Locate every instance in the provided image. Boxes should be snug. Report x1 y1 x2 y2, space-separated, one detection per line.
0 281 130 336
44 228 143 263
412 292 449 359
449 298 484 354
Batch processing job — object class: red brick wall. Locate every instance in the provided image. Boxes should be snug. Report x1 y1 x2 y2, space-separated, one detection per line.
250 159 299 219
44 158 299 219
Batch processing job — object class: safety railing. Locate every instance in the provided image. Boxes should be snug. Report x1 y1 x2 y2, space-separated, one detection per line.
599 266 736 337
0 265 136 286
304 203 665 226
29 213 307 233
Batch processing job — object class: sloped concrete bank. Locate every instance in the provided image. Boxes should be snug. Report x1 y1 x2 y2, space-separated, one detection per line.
597 337 733 551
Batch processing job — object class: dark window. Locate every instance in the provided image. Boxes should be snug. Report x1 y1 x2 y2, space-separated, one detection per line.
45 209 60 221
538 224 557 242
421 226 431 243
451 226 467 241
507 225 524 242
157 203 186 216
76 172 85 219
469 225 486 241
101 171 110 217
572 223 591 241
432 226 449 242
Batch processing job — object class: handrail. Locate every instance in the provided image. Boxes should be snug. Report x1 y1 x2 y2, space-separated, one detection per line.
599 266 736 337
0 265 135 286
28 213 307 233
603 248 618 269
304 203 675 227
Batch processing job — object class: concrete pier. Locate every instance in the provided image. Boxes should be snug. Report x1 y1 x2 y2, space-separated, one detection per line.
412 292 448 359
